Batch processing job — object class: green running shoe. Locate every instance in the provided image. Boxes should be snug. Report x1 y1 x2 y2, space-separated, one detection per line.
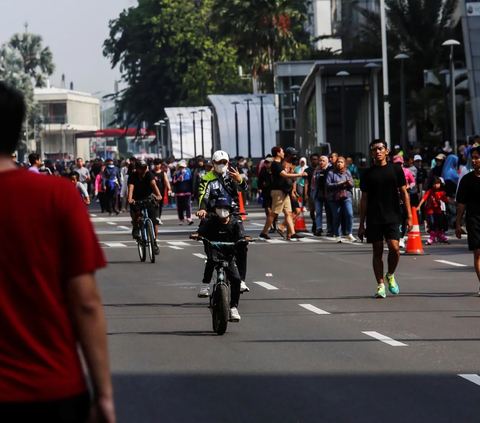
375 284 386 299
385 273 399 295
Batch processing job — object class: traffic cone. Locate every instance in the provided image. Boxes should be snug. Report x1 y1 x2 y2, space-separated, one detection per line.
238 191 247 221
403 206 429 255
294 197 308 232
163 187 169 206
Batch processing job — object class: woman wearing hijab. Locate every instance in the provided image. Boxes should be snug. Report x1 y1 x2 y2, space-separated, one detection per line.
294 157 308 203
326 157 356 242
441 154 459 197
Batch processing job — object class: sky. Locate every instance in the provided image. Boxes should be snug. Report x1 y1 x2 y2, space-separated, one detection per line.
0 0 138 95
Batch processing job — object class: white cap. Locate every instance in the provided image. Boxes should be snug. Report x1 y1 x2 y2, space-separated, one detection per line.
394 144 401 149
178 160 187 167
212 150 229 162
414 154 422 161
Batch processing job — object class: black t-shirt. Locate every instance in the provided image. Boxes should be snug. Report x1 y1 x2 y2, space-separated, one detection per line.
271 161 285 190
197 214 246 242
258 167 273 195
128 171 155 201
153 171 166 194
360 163 406 224
456 172 480 229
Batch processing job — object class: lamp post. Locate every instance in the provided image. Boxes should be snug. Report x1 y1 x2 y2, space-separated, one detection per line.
258 95 266 158
232 101 240 157
336 71 349 156
394 53 409 153
244 98 253 158
177 113 183 159
163 117 169 157
380 0 391 147
439 69 451 143
209 106 215 157
442 39 461 155
198 109 205 157
290 85 301 127
276 91 284 145
365 63 381 141
154 121 161 159
191 111 197 158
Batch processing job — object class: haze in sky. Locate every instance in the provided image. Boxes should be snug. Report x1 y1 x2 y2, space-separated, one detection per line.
1 0 138 95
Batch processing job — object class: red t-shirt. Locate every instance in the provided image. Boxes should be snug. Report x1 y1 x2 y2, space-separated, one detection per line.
0 169 106 402
422 189 449 214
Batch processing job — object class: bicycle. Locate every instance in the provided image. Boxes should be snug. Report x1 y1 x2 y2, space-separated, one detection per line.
134 197 158 263
191 236 250 335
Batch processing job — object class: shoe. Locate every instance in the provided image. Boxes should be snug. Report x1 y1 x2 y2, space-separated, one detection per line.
154 243 160 255
335 236 342 243
179 221 184 226
385 273 399 295
158 219 163 226
314 229 323 237
172 203 177 208
399 238 405 248
240 281 250 293
115 210 120 215
276 227 286 239
290 233 304 240
268 227 276 234
425 238 434 245
311 224 317 233
188 220 194 226
345 234 356 242
229 307 241 322
259 233 271 240
132 228 139 239
326 233 334 237
375 284 386 299
197 284 210 298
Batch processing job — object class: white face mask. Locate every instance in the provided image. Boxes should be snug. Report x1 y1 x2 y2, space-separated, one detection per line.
216 208 230 219
214 164 227 175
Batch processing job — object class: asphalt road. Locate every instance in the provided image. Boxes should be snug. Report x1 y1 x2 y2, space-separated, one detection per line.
91 203 480 423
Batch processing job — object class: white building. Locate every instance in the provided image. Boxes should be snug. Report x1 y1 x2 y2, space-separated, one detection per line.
34 87 100 160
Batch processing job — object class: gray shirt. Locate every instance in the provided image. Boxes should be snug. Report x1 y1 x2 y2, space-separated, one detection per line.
76 167 90 185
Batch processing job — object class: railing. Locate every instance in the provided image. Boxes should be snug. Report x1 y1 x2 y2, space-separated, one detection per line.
42 115 67 124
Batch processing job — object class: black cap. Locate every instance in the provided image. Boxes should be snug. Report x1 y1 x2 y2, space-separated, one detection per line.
285 147 298 156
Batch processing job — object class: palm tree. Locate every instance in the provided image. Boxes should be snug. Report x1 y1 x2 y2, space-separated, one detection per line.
9 33 55 88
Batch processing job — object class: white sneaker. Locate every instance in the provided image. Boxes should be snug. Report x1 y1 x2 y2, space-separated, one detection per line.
345 234 356 242
335 236 342 243
197 284 210 298
399 238 405 249
229 307 241 322
240 281 250 293
158 219 163 226
179 221 184 226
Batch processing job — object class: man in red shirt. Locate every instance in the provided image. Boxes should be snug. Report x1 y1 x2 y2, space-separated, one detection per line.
0 82 115 422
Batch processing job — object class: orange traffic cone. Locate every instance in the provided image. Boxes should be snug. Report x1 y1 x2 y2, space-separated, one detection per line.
294 197 308 232
163 187 169 206
403 206 429 255
238 191 247 221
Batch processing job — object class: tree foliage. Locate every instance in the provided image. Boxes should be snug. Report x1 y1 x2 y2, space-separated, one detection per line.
103 0 249 129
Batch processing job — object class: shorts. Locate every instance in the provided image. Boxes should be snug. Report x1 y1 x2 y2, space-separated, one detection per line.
409 192 419 208
131 201 159 226
291 199 300 210
271 190 292 215
466 226 480 251
262 194 272 209
365 222 401 243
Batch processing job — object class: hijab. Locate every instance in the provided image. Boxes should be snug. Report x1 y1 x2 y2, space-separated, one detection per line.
441 154 459 185
298 157 307 173
336 156 347 174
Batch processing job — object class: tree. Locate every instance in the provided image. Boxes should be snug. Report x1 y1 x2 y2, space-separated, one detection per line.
8 33 55 88
103 0 249 129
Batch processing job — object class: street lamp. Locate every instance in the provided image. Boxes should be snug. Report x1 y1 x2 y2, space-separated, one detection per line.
394 53 409 153
198 109 205 157
243 98 253 158
276 91 284 145
232 101 240 157
365 63 381 141
380 0 391 148
439 69 451 142
163 117 169 157
442 39 461 155
177 113 183 159
258 95 267 158
191 111 197 158
154 121 161 159
336 71 349 156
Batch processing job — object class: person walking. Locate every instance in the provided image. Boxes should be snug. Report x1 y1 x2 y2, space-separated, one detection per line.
0 81 115 422
294 157 308 201
153 158 172 225
258 157 275 232
358 140 413 299
311 155 330 236
74 157 91 190
304 153 319 233
326 157 356 242
103 158 121 215
456 146 480 294
173 160 193 225
95 166 107 213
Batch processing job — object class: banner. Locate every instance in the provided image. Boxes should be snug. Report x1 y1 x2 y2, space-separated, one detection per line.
467 1 480 16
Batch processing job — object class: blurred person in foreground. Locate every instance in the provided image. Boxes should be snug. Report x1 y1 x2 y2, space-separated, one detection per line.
0 81 115 422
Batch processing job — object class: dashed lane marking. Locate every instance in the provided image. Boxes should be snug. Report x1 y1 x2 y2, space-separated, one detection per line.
434 260 467 267
90 214 97 217
299 304 330 315
193 253 207 259
251 223 264 227
118 226 130 230
362 331 408 347
254 281 279 290
103 242 128 248
167 241 191 247
458 374 480 387
107 222 116 225
169 246 183 250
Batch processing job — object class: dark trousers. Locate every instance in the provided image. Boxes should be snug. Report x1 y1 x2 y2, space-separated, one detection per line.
156 201 164 220
98 192 106 212
176 194 191 221
203 244 247 282
203 259 241 308
105 187 118 213
0 391 90 423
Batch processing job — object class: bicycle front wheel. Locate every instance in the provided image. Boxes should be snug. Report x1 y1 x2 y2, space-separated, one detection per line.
212 282 229 335
146 219 156 263
137 223 146 262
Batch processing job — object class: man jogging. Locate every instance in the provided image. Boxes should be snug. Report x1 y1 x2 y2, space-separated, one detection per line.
455 146 480 294
358 140 413 298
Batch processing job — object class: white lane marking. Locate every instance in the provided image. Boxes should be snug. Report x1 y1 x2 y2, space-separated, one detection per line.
265 239 285 244
193 253 207 259
362 331 408 347
118 226 130 230
168 241 190 246
434 260 467 267
104 242 128 248
107 222 116 225
299 237 321 243
90 214 97 217
299 304 330 315
254 281 278 290
458 374 480 387
251 222 264 227
169 246 183 250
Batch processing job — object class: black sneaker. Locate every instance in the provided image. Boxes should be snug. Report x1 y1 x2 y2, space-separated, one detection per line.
290 233 304 240
259 233 271 240
268 227 276 234
314 229 323 237
154 243 160 255
132 228 139 239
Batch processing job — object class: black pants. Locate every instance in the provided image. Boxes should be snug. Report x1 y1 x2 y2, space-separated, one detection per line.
98 192 106 212
176 194 191 221
0 391 90 423
203 259 241 308
105 187 118 213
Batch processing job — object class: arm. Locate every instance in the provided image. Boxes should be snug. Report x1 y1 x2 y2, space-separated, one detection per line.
455 203 466 238
358 192 368 240
164 172 172 192
399 186 413 231
150 180 162 199
78 183 90 204
198 177 209 208
128 184 135 203
85 169 91 182
279 170 304 179
326 172 338 190
66 273 115 423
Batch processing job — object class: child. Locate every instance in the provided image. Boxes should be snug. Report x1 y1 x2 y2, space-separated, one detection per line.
70 171 90 205
418 177 456 244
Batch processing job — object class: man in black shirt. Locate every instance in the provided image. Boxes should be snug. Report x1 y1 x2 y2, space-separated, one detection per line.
456 146 480 293
359 140 412 298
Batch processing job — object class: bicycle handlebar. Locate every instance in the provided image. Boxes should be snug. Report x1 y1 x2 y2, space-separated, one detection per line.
190 235 253 244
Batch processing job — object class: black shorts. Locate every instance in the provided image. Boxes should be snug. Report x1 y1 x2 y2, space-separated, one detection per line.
466 226 480 251
262 194 272 209
409 192 419 208
365 222 401 243
131 201 159 226
291 199 300 210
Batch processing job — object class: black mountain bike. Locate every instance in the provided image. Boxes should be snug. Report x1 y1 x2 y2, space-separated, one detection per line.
135 198 158 263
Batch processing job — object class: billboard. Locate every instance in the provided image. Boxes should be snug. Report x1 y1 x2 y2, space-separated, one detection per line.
467 1 480 16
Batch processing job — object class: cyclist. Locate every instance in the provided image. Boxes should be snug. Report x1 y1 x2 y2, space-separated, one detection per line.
197 150 250 295
191 195 249 322
128 160 162 255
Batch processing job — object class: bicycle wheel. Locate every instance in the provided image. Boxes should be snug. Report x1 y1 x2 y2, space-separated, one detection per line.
146 219 156 263
137 223 146 262
212 282 229 335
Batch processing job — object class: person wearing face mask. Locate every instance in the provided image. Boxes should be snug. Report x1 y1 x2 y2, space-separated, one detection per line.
103 158 121 215
192 195 248 321
197 150 250 294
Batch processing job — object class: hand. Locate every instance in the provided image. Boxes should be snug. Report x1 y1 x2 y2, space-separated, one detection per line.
347 180 353 186
95 190 98 196
88 395 116 423
190 233 199 240
128 198 135 204
168 190 172 195
103 186 106 191
196 209 207 219
302 172 308 177
156 195 162 201
358 225 365 241
406 215 413 232
85 198 91 205
455 226 463 239
228 167 242 183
